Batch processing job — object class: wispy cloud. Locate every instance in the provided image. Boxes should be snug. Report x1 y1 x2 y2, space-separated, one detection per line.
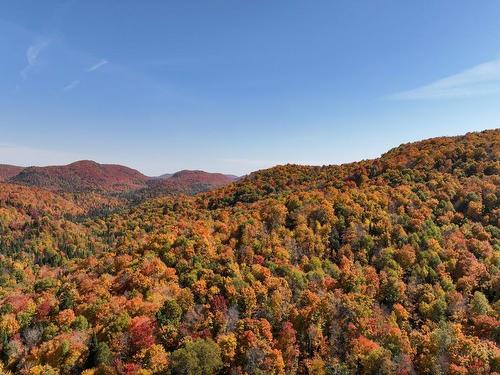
21 39 51 79
27 40 49 65
62 59 108 92
87 59 108 72
63 80 80 91
388 56 500 100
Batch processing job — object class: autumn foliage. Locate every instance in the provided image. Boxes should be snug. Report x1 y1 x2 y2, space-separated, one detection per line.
0 129 499 374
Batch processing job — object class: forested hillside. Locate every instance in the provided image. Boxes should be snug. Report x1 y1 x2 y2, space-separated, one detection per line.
3 161 236 201
10 161 150 193
0 165 24 182
131 171 237 201
0 129 498 374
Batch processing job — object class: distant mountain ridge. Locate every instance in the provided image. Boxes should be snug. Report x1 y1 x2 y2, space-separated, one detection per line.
169 169 237 184
154 170 238 181
1 160 237 195
10 160 149 192
132 169 238 200
0 164 24 181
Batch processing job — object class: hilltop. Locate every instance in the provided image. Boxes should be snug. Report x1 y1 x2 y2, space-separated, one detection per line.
9 160 149 193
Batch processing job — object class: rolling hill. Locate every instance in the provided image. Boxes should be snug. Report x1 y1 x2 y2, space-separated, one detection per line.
143 169 237 196
0 164 24 181
4 161 237 197
9 160 149 192
119 170 238 202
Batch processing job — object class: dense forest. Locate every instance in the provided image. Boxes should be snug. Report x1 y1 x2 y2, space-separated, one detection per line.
0 129 498 374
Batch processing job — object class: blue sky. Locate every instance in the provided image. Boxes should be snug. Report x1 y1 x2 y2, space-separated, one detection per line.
1 1 499 175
